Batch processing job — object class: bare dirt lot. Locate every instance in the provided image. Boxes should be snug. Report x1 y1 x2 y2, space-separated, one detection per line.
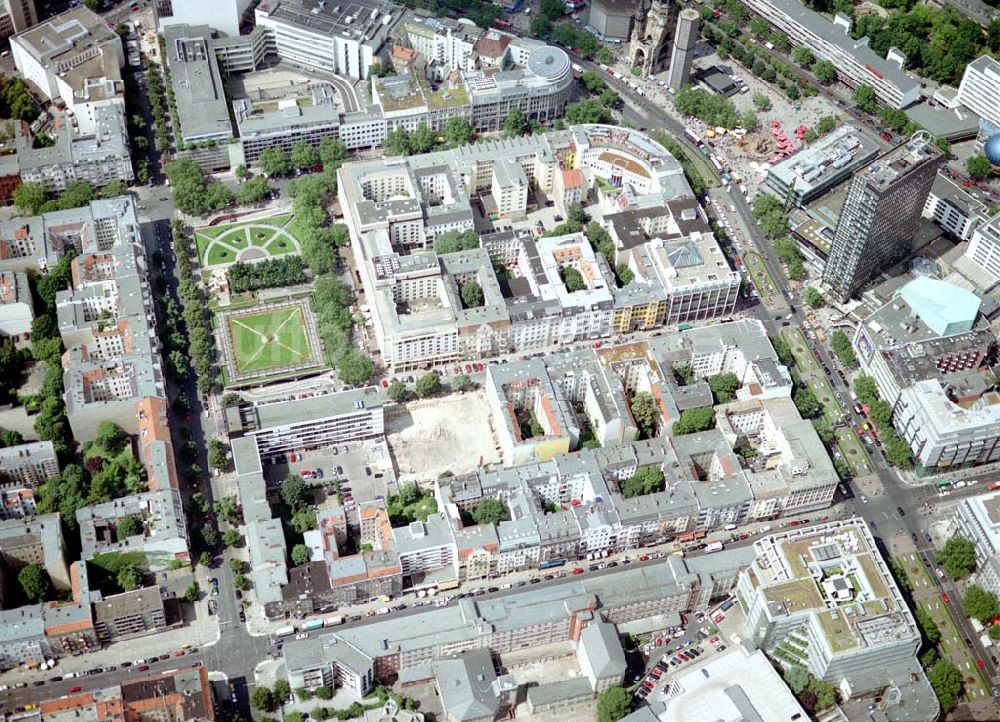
386 391 500 483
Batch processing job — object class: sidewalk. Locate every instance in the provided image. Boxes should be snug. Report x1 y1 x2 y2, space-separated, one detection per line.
0 584 220 684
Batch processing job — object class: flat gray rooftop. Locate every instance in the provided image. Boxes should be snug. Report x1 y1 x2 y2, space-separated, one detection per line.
163 24 234 143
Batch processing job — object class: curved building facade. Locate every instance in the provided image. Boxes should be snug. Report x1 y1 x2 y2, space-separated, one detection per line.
469 45 575 132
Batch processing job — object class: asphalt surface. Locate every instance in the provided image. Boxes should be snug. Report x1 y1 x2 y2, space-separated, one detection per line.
12 11 997 714
587 51 1000 705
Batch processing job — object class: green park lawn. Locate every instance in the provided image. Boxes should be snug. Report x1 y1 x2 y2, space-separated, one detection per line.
228 307 312 374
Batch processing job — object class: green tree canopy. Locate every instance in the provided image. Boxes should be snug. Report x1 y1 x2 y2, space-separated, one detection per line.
415 373 441 397
830 330 857 368
319 138 348 168
938 536 976 579
117 564 143 592
853 375 880 406
794 387 822 419
281 474 313 511
433 229 479 254
503 107 528 137
384 129 411 157
251 687 276 712
460 279 484 308
443 117 473 147
562 267 586 291
18 563 51 603
672 407 716 435
410 124 437 153
291 543 311 566
13 182 48 215
116 515 143 541
915 605 941 646
812 59 837 83
631 391 660 439
596 685 631 722
336 349 375 386
291 141 320 170
805 287 824 308
708 373 740 403
622 466 665 498
564 98 611 124
963 585 999 623
967 155 993 181
387 381 411 403
95 421 129 455
927 659 963 713
259 146 293 176
208 439 228 470
472 497 511 525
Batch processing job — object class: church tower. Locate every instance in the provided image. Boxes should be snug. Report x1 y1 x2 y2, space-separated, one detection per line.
629 0 675 76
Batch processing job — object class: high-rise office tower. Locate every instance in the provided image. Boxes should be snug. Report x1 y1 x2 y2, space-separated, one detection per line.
0 0 37 40
822 132 942 300
668 8 699 91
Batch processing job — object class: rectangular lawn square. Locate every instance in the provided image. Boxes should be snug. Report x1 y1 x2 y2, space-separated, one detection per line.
227 307 312 374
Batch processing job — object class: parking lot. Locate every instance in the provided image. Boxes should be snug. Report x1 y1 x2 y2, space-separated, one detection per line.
634 595 747 703
263 440 395 504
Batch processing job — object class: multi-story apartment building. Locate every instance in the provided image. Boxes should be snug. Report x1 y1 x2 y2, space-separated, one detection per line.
11 7 125 122
738 519 921 693
0 441 59 489
342 125 738 369
954 490 1000 598
232 436 289 607
91 586 171 643
0 270 32 344
0 196 141 274
225 387 386 458
0 488 36 520
853 276 1000 469
740 0 920 108
234 84 341 166
823 133 942 300
14 107 134 192
59 240 166 443
400 16 479 76
285 635 376 697
966 212 1000 287
394 513 459 584
0 513 69 605
923 174 989 243
77 489 188 572
956 56 1000 133
31 665 215 720
270 504 403 617
284 557 718 688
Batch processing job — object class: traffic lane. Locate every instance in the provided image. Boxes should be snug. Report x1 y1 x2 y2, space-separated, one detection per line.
581 55 720 184
301 520 838 640
0 652 207 712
